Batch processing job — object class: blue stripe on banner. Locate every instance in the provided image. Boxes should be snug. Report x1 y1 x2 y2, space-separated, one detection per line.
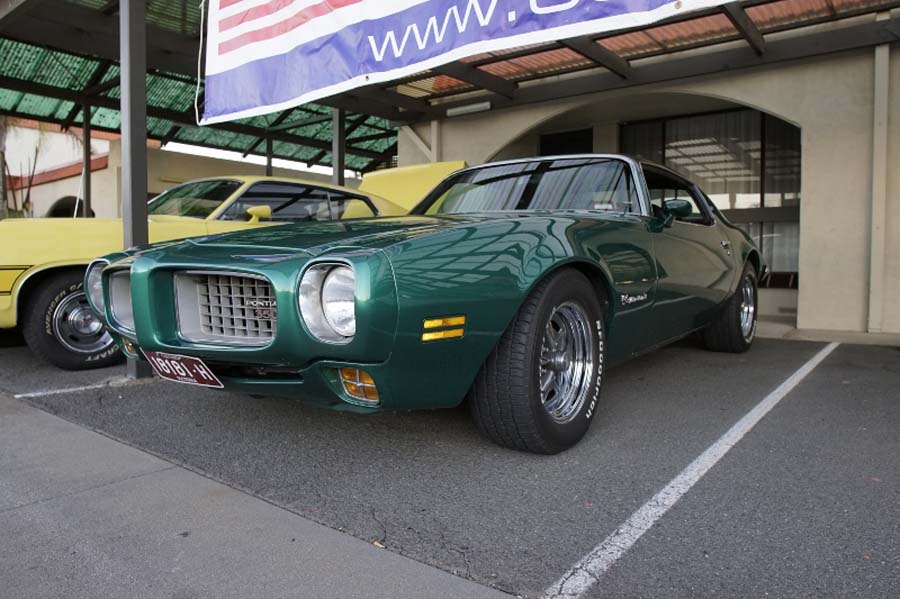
205 0 677 122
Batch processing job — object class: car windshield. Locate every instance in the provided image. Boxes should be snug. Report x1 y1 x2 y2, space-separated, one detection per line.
412 158 639 215
147 179 243 218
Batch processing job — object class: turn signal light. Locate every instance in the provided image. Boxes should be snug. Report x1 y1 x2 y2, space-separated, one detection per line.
421 328 465 342
339 368 380 405
122 337 138 356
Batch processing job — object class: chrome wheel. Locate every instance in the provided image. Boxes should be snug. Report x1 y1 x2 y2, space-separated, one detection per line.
539 301 596 424
739 274 756 341
52 291 113 354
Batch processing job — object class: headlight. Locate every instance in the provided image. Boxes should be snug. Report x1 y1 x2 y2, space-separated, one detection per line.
299 264 356 342
85 261 107 315
321 267 356 337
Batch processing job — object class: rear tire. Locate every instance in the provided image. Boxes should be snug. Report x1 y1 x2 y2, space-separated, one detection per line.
469 269 605 454
702 263 757 353
22 271 122 370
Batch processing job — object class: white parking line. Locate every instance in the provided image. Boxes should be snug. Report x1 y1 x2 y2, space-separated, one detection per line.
544 342 840 599
13 377 134 399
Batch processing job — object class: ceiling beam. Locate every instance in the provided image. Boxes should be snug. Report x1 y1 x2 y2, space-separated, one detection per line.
433 61 517 99
160 125 182 147
560 36 632 78
83 77 121 97
242 109 296 156
61 61 113 130
0 74 387 160
0 0 44 29
268 112 333 133
353 85 432 114
345 131 396 144
413 15 900 124
305 114 369 168
318 93 413 123
723 2 766 55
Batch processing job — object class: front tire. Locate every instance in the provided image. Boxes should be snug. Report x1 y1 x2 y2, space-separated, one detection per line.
702 263 758 353
469 269 605 454
22 271 122 370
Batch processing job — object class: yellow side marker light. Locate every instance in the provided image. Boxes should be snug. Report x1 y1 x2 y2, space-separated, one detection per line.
421 328 465 342
423 315 466 329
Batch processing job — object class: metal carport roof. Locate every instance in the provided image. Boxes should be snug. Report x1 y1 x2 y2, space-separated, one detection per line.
0 1 398 172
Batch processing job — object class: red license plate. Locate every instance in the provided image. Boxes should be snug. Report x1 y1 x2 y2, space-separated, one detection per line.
143 351 224 389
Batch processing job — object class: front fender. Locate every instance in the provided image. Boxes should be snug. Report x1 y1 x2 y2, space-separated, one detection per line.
380 215 646 409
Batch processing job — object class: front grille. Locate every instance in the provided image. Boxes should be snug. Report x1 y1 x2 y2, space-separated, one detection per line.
175 272 276 345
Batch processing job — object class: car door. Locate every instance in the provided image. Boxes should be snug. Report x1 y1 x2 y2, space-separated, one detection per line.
530 158 658 361
642 165 734 345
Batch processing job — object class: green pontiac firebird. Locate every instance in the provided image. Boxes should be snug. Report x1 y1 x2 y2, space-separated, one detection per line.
86 155 763 453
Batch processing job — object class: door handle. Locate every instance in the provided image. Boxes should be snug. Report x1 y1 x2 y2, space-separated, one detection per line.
720 240 732 255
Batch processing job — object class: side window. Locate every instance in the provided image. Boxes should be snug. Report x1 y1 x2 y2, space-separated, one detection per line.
222 183 379 222
329 193 377 220
221 183 331 222
643 168 711 225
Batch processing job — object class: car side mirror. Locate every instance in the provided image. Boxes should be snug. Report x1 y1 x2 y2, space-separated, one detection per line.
246 205 272 224
662 199 692 227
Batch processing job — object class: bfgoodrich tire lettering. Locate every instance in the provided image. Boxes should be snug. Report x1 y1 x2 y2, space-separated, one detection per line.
469 268 605 454
22 270 122 370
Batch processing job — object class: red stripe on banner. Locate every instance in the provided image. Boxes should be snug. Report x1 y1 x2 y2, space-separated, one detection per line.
219 0 245 9
218 0 365 55
220 0 293 32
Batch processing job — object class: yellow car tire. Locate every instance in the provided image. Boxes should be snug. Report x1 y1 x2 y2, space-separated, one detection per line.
22 270 123 370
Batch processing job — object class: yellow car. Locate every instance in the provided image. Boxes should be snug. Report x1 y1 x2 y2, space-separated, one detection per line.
0 162 464 370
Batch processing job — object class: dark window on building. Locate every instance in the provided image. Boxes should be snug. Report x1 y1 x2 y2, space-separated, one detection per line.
621 109 800 289
539 128 593 156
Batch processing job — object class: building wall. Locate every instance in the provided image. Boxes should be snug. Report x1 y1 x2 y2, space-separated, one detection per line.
400 47 898 334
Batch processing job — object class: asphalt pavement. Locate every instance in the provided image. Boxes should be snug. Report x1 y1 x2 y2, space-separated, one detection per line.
2 338 898 598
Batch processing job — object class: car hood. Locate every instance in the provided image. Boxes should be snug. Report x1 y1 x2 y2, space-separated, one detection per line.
178 214 498 256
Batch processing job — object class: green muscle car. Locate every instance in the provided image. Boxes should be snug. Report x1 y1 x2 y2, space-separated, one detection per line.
86 155 763 453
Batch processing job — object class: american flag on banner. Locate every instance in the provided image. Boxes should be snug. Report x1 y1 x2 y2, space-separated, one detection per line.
202 0 731 124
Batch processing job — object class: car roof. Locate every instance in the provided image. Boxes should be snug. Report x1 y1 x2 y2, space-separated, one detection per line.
448 154 689 184
180 175 366 194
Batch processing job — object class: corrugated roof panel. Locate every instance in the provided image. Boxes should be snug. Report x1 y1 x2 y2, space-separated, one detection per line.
8 94 63 118
0 90 22 111
598 31 664 57
147 116 176 138
832 0 895 13
640 13 737 51
147 0 203 37
90 107 120 129
460 43 547 63
745 0 832 31
479 47 593 80
65 0 105 9
51 100 77 121
395 75 473 98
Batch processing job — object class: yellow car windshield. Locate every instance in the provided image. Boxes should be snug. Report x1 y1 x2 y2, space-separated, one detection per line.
148 179 243 218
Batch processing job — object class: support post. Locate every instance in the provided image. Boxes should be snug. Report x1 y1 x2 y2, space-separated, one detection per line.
265 137 273 176
120 0 151 378
0 149 6 219
81 104 92 217
867 12 890 333
331 108 345 186
430 120 442 162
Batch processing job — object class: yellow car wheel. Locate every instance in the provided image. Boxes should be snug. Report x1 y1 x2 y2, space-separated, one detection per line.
22 271 123 370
